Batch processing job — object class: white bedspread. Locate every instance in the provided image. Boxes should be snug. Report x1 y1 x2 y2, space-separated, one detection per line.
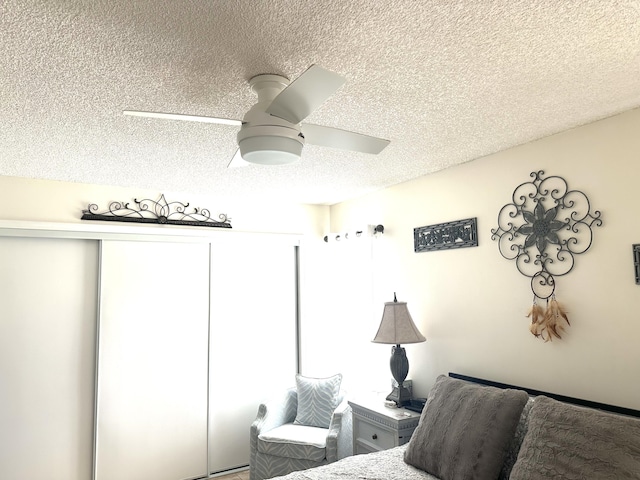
271 446 439 480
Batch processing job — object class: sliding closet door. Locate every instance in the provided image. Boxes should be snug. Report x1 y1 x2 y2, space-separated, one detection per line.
96 240 209 480
208 240 298 473
0 237 98 480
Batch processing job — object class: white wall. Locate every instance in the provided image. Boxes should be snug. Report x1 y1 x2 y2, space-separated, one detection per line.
326 107 640 409
0 175 329 235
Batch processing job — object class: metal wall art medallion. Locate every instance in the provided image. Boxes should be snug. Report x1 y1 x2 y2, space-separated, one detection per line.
82 194 232 228
491 171 602 341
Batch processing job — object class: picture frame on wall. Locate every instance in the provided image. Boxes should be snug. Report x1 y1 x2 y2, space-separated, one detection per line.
414 217 478 253
634 244 640 285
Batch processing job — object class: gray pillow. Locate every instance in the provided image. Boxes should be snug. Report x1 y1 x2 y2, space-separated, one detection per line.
498 398 533 480
510 396 640 480
293 373 342 428
404 375 528 480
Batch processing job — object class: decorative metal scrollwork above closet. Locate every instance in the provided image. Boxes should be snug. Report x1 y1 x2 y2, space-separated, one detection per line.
82 194 231 228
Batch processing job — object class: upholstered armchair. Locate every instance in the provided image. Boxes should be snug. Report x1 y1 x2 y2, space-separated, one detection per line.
249 375 352 480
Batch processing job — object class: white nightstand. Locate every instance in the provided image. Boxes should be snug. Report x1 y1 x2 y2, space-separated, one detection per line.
348 397 421 455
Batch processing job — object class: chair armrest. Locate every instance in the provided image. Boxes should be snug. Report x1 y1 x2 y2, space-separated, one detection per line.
249 388 297 479
250 388 297 441
326 397 353 461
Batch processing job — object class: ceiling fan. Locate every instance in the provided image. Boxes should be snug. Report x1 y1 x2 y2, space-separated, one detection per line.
123 65 390 167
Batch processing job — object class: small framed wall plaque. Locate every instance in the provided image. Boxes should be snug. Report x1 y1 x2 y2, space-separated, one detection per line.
414 217 478 253
634 244 640 285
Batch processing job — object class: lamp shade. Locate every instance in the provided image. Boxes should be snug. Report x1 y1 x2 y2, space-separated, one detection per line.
372 298 426 345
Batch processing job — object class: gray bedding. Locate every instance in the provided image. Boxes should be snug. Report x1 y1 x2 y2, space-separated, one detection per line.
272 445 437 480
270 376 640 480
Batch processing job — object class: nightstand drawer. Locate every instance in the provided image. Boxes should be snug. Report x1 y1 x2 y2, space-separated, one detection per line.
355 417 396 451
349 398 421 455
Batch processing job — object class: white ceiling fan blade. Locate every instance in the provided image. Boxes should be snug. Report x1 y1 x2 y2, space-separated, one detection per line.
302 124 390 154
123 110 242 126
227 149 250 168
265 65 345 124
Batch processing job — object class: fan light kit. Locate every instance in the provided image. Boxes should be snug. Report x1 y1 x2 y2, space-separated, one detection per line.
124 65 390 167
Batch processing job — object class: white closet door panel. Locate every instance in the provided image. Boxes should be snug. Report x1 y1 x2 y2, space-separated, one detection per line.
209 241 297 473
96 241 209 480
0 237 98 480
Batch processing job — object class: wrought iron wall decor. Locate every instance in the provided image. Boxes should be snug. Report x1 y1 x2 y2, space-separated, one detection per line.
491 170 602 341
82 194 232 228
634 244 640 285
414 217 478 253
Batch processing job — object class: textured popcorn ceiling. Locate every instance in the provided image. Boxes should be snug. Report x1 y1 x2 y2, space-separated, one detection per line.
1 1 639 205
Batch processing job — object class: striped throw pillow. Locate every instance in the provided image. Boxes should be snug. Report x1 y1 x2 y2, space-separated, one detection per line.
294 374 342 428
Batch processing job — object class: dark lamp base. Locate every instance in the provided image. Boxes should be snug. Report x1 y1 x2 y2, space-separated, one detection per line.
386 384 412 407
387 344 412 406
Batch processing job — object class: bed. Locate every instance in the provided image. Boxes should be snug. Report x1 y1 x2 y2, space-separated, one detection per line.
270 372 640 480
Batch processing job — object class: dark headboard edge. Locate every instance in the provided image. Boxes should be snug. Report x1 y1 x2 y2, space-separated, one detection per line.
449 372 640 418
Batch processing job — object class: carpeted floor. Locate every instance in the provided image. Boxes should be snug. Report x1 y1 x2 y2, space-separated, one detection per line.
214 469 250 480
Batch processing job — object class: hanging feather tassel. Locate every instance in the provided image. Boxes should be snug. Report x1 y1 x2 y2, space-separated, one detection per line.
526 301 545 338
550 296 570 326
526 295 570 342
542 295 570 341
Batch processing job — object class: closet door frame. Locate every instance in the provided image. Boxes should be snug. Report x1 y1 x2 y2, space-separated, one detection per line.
0 220 302 479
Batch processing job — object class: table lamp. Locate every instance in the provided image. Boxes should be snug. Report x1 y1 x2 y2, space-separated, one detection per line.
372 293 426 406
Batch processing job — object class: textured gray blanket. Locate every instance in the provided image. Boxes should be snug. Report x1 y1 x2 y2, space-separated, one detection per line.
272 445 438 480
